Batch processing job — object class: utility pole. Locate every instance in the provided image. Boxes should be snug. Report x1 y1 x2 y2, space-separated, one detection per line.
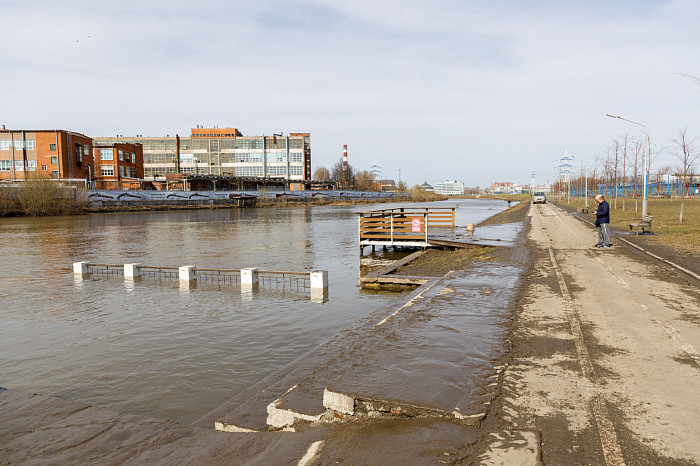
557 150 574 204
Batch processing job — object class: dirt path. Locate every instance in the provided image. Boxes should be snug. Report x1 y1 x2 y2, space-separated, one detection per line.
493 202 700 464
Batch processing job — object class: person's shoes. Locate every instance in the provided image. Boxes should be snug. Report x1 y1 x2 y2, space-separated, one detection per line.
593 244 602 248
601 245 611 248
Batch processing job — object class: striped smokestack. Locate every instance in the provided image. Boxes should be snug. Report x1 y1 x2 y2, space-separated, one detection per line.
343 144 348 167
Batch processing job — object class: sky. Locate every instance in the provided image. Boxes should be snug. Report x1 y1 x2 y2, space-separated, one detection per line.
2 0 699 187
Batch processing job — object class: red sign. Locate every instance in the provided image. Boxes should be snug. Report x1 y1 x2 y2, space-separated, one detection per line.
412 218 421 232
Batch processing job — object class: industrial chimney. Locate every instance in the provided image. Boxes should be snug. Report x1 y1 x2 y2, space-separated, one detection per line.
343 144 348 167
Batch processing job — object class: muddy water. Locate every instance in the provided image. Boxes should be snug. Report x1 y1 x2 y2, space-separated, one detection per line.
0 199 508 423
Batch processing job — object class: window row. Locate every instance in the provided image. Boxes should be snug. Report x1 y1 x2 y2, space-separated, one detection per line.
0 160 38 171
0 139 36 151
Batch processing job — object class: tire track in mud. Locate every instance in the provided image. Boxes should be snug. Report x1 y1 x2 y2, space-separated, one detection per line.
537 208 626 466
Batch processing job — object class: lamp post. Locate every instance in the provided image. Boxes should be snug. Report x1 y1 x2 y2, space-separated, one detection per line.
606 114 649 217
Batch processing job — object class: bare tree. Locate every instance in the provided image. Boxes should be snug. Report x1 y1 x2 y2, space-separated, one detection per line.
330 159 356 189
669 127 700 224
629 137 644 212
355 170 377 191
313 166 330 180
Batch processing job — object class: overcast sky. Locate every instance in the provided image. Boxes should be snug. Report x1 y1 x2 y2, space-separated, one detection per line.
2 0 699 187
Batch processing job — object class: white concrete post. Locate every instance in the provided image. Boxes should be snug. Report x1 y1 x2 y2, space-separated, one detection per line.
310 270 328 289
73 261 89 275
124 263 142 278
241 268 259 285
179 265 196 282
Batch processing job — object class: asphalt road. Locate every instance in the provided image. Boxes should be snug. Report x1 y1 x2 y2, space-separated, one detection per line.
492 202 700 465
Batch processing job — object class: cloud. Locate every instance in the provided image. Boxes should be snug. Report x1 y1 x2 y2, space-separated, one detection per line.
1 0 698 186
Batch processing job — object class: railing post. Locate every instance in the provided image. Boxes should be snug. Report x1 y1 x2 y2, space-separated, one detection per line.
241 268 258 285
424 212 428 245
310 270 328 289
390 214 394 245
73 261 89 275
124 263 141 278
179 265 196 282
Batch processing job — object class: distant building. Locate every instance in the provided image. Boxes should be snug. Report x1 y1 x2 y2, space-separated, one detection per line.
433 180 464 196
94 128 311 185
375 179 397 192
491 182 514 193
0 128 94 182
93 142 144 189
420 181 434 192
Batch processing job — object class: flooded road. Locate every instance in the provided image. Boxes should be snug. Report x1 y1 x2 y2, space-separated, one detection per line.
0 199 508 423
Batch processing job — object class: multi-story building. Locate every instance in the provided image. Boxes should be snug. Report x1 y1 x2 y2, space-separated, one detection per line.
433 180 465 196
93 142 144 189
0 127 94 181
94 128 311 186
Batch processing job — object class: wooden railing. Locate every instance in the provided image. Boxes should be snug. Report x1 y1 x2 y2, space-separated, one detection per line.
357 207 456 244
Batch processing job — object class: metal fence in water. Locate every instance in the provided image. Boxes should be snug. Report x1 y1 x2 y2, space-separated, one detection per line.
85 263 124 277
75 262 322 299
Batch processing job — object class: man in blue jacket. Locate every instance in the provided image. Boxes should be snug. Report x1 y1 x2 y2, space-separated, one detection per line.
593 194 610 248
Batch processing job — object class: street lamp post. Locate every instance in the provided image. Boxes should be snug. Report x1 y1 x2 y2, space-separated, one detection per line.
606 114 649 217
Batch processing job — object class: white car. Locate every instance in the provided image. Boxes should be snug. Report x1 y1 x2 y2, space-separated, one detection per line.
532 192 546 204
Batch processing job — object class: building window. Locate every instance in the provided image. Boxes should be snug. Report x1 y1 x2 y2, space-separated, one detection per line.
119 166 125 177
84 145 89 155
0 140 10 151
51 171 58 178
75 143 82 163
118 150 124 161
101 165 114 177
50 143 57 151
50 156 57 164
26 140 36 150
0 160 11 171
41 165 47 171
26 160 37 171
14 160 25 171
100 149 113 160
125 152 131 162
14 140 24 150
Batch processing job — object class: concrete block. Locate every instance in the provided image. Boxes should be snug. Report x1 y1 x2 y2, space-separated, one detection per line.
179 265 196 282
214 422 257 433
241 268 258 285
124 263 141 278
322 388 355 415
310 270 328 289
73 261 89 275
311 287 329 303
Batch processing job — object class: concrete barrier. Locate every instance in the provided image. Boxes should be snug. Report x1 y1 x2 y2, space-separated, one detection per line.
124 263 141 278
179 265 196 282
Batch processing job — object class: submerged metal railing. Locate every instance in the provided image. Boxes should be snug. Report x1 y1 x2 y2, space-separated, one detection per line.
74 262 327 300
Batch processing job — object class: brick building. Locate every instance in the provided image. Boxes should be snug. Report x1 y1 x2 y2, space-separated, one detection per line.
93 142 144 189
0 128 94 181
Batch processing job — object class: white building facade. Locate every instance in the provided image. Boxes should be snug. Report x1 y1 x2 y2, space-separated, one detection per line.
433 180 464 195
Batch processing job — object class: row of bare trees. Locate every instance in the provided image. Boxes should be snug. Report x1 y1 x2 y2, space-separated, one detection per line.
556 127 699 223
313 159 408 191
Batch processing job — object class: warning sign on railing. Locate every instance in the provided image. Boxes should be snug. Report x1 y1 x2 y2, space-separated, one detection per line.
412 218 422 232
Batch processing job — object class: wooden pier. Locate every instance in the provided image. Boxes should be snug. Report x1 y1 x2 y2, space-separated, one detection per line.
357 206 458 250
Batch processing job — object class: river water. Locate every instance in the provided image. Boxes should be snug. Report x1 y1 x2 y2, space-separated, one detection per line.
0 198 508 423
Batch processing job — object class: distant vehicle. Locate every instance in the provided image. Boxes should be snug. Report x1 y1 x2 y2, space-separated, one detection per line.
532 192 546 204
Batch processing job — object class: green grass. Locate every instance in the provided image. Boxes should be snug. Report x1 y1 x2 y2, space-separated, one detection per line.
554 196 700 256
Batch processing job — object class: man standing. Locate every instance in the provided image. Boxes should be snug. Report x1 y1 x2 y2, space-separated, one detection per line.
593 194 610 248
